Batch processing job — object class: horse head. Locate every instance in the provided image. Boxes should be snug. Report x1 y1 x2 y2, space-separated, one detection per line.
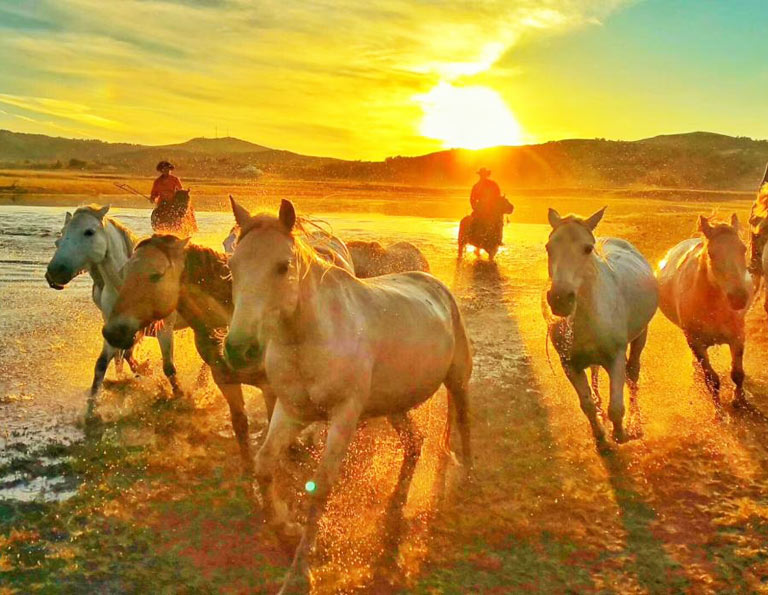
45 205 110 289
497 196 515 216
700 214 750 310
545 206 605 316
224 197 306 369
102 234 189 349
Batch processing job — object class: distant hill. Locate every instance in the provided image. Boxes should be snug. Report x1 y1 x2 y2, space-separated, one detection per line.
1 129 767 190
159 137 270 154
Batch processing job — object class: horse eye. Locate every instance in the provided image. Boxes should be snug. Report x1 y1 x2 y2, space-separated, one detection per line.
84 229 95 237
276 262 289 275
583 245 593 255
149 272 163 282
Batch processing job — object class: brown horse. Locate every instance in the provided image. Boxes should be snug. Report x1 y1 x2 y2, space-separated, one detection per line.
458 196 514 260
657 214 752 406
102 235 266 472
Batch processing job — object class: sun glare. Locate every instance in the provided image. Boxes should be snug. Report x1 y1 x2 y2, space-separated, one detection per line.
415 82 523 150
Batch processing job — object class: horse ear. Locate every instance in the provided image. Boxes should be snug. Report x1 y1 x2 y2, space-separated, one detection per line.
279 199 297 231
64 211 72 225
731 213 740 231
547 208 562 228
95 205 110 220
230 195 251 229
698 215 712 237
585 207 606 232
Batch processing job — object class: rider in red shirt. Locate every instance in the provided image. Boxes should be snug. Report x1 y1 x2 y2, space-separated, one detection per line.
150 161 182 205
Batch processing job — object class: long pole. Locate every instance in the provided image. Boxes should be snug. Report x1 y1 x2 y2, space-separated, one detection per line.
114 182 152 202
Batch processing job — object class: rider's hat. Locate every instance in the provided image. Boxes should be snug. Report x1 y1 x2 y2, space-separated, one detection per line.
156 160 175 172
476 167 491 177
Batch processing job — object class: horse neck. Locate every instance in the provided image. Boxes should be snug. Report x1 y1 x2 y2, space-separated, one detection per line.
179 245 232 325
573 254 602 313
95 218 134 290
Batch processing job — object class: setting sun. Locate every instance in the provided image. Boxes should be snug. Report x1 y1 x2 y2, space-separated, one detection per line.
415 82 524 150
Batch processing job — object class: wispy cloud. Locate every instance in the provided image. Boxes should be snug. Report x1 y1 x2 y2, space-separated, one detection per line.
0 0 635 157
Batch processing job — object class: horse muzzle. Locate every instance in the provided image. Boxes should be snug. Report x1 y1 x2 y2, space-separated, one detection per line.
223 337 263 370
547 288 576 317
45 265 74 290
102 322 138 350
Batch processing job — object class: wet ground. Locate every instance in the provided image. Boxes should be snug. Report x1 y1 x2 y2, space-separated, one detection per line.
2 189 768 592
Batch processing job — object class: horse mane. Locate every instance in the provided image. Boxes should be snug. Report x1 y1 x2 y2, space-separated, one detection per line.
181 244 232 306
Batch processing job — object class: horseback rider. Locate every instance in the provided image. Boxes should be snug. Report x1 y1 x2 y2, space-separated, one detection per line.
470 167 504 245
748 162 768 276
150 160 182 207
149 160 197 235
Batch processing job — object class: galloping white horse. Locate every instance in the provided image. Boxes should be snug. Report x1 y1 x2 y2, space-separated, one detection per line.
45 205 182 403
658 214 752 406
545 207 658 448
224 198 472 592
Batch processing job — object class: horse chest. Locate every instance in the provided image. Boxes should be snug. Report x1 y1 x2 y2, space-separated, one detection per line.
265 343 356 418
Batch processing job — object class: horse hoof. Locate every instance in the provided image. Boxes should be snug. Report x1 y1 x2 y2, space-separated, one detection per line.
612 431 630 444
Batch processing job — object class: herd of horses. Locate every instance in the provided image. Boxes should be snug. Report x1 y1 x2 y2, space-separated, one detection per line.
42 197 762 592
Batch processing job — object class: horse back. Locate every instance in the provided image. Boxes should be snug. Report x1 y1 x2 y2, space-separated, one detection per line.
596 238 658 337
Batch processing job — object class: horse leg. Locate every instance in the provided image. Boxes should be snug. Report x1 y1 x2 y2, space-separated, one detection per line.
254 401 306 537
563 363 607 448
607 354 629 443
688 339 721 405
729 339 747 408
156 319 182 397
488 246 498 261
260 383 277 424
590 366 605 419
214 378 253 476
625 328 648 438
376 413 424 573
88 340 118 416
114 351 125 376
281 398 362 593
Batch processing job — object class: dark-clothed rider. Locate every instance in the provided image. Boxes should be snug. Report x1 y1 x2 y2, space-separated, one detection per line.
470 168 504 245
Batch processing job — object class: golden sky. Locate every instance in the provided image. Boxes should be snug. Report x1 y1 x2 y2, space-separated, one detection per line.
0 1 766 160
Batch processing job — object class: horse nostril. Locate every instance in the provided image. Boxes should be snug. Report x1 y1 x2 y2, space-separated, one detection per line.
547 289 575 315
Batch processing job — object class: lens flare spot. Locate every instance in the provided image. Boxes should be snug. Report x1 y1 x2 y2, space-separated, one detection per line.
305 480 317 493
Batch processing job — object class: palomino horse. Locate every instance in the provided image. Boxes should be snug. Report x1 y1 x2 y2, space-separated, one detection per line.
346 240 430 277
458 196 514 260
224 198 472 592
102 228 355 474
44 205 183 403
545 207 658 448
658 214 752 406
